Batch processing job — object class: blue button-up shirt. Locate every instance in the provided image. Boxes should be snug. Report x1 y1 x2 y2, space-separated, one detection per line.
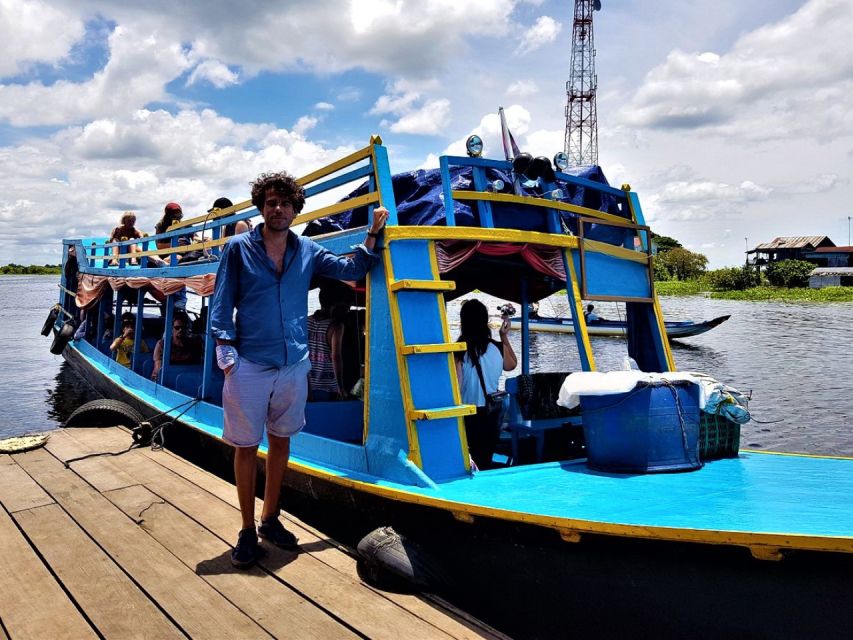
211 224 379 367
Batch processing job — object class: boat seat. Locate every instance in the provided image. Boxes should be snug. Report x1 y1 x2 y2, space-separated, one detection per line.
504 373 582 464
175 372 202 398
134 352 154 377
140 357 155 379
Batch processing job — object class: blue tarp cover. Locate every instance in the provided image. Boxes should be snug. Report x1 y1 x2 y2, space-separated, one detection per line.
305 164 629 245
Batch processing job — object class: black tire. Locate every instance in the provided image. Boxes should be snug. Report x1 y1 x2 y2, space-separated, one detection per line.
356 526 447 593
64 399 144 428
41 306 60 336
49 319 77 355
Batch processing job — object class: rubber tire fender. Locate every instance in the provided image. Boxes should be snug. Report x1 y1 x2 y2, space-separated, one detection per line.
49 318 78 355
41 306 60 336
64 399 144 428
356 526 448 593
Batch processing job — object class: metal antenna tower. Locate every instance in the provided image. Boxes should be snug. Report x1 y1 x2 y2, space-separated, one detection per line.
564 0 601 167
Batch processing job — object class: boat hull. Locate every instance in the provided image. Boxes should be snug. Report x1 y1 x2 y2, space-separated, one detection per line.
510 314 731 337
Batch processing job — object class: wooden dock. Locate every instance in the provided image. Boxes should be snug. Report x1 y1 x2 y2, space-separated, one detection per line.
0 427 506 639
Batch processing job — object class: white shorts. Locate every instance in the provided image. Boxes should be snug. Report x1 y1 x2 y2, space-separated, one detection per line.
222 356 311 447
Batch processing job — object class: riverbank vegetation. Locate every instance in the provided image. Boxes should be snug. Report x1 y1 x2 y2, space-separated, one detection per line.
0 264 61 275
650 234 853 301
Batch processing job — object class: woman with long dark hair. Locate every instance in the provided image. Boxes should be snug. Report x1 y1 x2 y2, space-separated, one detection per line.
455 299 517 469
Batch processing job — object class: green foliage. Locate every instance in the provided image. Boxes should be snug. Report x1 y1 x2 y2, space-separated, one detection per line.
0 263 61 275
654 280 702 296
710 286 853 302
651 233 682 253
703 266 759 291
655 247 708 281
765 259 815 288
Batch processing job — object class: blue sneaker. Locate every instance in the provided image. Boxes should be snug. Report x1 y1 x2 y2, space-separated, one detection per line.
258 517 298 550
231 527 262 569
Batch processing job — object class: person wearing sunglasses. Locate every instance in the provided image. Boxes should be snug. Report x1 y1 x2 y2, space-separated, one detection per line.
151 310 203 381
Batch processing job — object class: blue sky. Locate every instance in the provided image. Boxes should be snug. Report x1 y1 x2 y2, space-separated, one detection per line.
1 0 851 267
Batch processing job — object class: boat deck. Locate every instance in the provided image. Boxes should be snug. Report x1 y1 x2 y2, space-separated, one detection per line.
0 427 503 640
304 451 853 556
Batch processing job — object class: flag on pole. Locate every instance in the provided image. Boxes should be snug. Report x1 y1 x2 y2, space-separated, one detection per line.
498 106 520 161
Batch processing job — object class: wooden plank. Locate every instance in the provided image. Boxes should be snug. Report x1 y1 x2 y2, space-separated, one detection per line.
0 458 54 513
45 430 137 493
14 504 183 639
64 428 503 639
12 447 271 639
107 484 358 640
57 429 458 640
0 507 97 639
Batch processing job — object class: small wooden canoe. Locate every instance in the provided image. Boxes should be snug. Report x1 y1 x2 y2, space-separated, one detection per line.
509 314 731 338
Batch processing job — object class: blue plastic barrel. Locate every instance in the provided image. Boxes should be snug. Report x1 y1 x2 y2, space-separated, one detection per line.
580 381 701 473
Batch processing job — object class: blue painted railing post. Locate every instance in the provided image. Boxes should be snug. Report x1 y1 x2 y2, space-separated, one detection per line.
132 288 144 371
439 156 456 226
470 166 494 228
540 179 563 234
113 289 124 351
160 294 175 385
372 142 399 226
520 279 530 375
201 297 214 401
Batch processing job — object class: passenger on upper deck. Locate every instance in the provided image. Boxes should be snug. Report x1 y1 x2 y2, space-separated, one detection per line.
455 299 518 470
307 282 355 401
213 197 252 237
151 310 203 381
109 211 143 266
153 202 199 265
211 170 388 569
584 304 601 321
109 316 148 367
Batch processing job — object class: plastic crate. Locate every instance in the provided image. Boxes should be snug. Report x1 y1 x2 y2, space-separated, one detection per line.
698 412 741 460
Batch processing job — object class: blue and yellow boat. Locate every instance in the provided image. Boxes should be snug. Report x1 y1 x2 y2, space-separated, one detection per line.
50 136 852 636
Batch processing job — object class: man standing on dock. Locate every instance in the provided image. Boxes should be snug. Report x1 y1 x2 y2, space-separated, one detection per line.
212 171 388 568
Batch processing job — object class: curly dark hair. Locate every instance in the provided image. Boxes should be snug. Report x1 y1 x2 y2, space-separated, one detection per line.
250 171 306 214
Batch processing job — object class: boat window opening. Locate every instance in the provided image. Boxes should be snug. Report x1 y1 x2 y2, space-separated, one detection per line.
303 278 368 446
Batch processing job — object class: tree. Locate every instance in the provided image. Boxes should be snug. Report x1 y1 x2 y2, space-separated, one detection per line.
765 259 814 288
655 247 708 281
651 232 682 254
704 266 758 291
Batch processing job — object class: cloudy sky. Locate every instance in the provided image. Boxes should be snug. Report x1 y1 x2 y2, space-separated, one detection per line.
2 0 851 267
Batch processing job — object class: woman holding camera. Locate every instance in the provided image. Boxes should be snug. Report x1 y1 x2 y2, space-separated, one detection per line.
454 299 517 470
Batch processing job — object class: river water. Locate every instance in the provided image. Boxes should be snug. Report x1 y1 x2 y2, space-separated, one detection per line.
2 275 852 456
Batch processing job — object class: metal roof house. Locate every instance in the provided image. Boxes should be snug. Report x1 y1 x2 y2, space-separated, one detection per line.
808 266 853 288
747 236 835 269
802 246 853 269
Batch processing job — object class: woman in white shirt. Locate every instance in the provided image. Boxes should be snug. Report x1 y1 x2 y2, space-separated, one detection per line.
455 299 518 469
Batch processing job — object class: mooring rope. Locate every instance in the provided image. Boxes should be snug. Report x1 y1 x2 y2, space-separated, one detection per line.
63 397 201 467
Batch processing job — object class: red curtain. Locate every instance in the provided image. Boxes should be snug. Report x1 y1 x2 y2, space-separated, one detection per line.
434 240 566 280
76 273 216 309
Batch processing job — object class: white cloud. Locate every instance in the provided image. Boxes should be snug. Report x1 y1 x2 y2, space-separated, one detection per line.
0 0 84 76
619 0 853 139
0 107 358 263
186 60 239 88
371 91 422 117
0 25 191 126
389 99 451 135
515 16 562 56
314 102 335 111
507 80 539 98
293 115 319 136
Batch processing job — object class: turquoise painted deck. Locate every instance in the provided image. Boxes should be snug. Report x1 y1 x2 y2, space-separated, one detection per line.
298 453 853 541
